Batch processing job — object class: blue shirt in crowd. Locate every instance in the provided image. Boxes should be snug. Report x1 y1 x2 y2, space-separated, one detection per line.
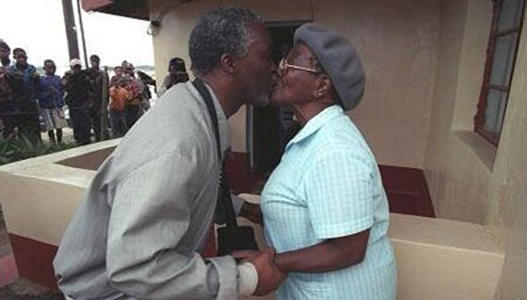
39 74 64 109
6 64 39 103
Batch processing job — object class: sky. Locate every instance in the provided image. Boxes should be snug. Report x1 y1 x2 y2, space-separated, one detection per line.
0 0 155 70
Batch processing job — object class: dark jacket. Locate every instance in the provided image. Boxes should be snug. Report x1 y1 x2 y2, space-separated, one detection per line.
64 71 91 108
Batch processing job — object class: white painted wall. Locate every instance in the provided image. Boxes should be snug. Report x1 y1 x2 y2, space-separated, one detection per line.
148 0 440 168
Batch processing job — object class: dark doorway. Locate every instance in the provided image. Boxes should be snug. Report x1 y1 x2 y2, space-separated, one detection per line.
250 22 305 173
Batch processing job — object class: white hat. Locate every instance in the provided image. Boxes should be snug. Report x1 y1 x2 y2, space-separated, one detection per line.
70 58 82 67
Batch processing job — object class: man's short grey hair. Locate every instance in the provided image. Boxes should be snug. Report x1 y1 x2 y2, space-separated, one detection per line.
189 7 263 76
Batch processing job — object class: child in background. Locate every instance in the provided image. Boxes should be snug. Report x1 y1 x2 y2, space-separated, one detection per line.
109 78 130 137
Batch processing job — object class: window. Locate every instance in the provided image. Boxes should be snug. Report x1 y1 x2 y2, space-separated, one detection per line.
474 0 526 145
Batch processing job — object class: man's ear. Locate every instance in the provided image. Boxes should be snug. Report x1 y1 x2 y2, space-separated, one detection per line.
219 53 237 75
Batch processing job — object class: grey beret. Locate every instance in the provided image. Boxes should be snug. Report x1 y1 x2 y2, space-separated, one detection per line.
294 23 365 110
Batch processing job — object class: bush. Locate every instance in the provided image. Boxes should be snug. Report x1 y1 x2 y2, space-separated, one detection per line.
0 135 76 166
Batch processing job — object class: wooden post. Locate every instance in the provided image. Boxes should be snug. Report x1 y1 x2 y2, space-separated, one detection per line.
62 0 80 61
76 0 89 68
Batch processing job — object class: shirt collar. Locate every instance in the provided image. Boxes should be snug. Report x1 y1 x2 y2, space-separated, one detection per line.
286 105 343 150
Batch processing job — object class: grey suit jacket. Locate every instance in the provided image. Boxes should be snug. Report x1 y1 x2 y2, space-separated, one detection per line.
53 81 239 299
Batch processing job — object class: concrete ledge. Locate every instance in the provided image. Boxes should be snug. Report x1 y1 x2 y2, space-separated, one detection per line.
0 140 120 245
241 194 504 300
390 213 503 300
57 146 116 171
0 143 505 299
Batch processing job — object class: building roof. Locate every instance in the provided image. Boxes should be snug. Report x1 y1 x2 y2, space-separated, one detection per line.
81 0 149 20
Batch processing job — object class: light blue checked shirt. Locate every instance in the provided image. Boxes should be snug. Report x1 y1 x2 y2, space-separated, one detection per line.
261 105 397 300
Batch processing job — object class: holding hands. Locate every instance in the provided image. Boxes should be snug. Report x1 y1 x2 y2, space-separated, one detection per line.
233 248 287 296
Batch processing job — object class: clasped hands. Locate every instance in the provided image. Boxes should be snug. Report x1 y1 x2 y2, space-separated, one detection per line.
233 248 287 296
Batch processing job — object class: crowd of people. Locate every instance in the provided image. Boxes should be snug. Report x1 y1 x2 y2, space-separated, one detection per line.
0 38 190 145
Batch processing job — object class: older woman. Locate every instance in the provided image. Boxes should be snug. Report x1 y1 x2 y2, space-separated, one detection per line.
261 23 397 299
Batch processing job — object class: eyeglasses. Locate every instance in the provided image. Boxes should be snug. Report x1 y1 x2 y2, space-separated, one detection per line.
278 58 319 75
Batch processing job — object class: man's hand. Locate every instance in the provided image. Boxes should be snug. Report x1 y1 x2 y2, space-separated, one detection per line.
233 248 287 296
239 201 263 225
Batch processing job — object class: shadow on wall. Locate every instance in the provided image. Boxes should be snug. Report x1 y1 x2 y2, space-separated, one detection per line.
57 147 116 171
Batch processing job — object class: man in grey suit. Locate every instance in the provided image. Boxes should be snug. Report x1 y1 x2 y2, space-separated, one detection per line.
53 8 284 299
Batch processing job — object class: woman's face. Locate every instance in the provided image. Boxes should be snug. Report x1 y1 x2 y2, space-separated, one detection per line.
270 43 319 107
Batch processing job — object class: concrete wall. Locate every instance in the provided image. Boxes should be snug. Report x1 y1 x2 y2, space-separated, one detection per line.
422 0 527 298
486 9 527 299
0 141 118 245
423 0 494 224
148 0 440 168
424 0 524 237
0 142 506 299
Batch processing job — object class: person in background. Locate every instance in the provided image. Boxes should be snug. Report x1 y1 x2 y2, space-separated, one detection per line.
7 48 41 144
158 57 189 97
38 59 66 144
63 59 91 145
108 78 129 137
100 66 111 139
0 39 12 68
0 65 16 138
110 65 123 87
0 40 14 138
86 54 109 142
122 62 143 128
136 70 156 111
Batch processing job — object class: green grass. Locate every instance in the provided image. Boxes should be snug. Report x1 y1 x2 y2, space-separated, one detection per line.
0 135 77 166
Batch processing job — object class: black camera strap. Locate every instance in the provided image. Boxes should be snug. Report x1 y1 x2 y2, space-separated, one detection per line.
192 78 238 229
